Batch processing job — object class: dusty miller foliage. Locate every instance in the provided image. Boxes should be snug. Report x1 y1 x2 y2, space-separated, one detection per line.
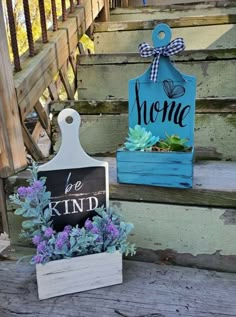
10 163 136 264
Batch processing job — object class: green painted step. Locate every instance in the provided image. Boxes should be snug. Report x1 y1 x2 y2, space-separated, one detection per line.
5 158 236 272
77 50 236 100
50 99 236 161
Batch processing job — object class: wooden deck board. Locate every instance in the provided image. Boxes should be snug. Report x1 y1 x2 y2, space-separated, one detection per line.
0 260 236 316
77 53 236 100
5 159 236 208
94 24 236 53
110 7 236 22
94 14 236 32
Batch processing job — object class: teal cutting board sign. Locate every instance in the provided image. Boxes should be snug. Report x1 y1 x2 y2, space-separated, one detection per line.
129 23 196 143
117 23 196 188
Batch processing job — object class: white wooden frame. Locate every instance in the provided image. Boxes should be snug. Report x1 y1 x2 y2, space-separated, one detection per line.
38 109 109 207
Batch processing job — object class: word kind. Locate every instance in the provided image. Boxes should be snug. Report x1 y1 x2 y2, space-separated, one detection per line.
49 172 98 216
134 81 190 127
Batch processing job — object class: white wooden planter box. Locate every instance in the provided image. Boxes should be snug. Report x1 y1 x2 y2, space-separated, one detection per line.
36 251 123 300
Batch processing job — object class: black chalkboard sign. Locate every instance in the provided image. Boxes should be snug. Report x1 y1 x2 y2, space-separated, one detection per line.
38 166 106 232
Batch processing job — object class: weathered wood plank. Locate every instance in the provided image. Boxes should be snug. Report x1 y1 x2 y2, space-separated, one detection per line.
97 0 110 22
0 260 236 316
94 14 236 33
0 179 8 234
110 5 236 22
0 1 27 178
50 98 236 114
77 58 236 100
94 24 236 52
5 159 236 210
34 101 50 137
51 113 236 160
78 49 236 64
127 0 236 6
48 82 59 100
59 64 75 100
21 124 45 161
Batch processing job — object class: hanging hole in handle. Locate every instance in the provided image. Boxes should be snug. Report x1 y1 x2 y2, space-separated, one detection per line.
65 116 73 124
158 31 165 40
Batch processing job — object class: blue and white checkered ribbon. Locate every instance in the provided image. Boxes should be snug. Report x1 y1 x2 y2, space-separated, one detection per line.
138 38 185 82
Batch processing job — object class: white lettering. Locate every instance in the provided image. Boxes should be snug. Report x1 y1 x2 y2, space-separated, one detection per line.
71 198 84 213
87 196 99 211
65 172 83 194
49 201 62 216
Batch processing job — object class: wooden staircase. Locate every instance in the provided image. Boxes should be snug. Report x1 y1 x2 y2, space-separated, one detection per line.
5 2 236 272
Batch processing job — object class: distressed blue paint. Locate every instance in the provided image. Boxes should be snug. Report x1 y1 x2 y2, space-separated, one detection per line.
117 148 193 164
118 173 192 189
117 24 196 188
117 161 193 176
117 148 194 188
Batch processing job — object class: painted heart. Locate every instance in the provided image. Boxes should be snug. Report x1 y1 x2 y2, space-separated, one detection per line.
163 79 185 99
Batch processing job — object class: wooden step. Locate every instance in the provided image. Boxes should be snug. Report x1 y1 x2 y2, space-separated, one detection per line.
94 21 236 53
76 50 236 160
127 0 236 7
50 99 236 161
110 5 236 21
77 50 236 100
5 158 236 271
1 259 236 314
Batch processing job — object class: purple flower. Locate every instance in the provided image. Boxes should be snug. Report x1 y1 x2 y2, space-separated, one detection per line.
95 236 102 242
17 186 28 197
63 225 72 233
32 235 41 246
32 180 43 191
55 238 64 249
59 231 69 241
26 187 34 197
91 226 99 234
85 219 93 230
106 222 119 238
44 227 54 238
37 241 47 253
33 255 43 264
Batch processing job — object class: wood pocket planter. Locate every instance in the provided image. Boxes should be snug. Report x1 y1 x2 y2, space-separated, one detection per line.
117 23 196 189
117 148 194 188
36 251 122 300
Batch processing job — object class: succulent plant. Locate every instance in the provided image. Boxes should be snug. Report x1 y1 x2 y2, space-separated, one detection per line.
158 134 190 151
124 125 160 151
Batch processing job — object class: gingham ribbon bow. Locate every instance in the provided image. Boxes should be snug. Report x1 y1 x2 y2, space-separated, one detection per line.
138 38 185 82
